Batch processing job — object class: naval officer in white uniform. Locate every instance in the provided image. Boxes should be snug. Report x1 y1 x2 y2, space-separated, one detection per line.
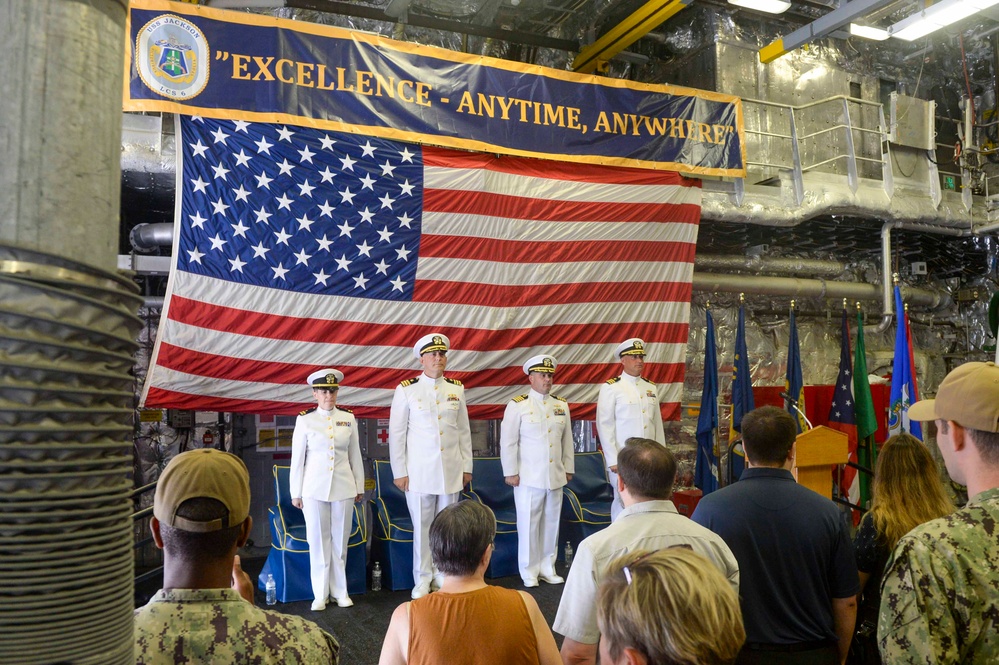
596 338 666 520
500 354 575 587
290 368 364 611
388 333 473 599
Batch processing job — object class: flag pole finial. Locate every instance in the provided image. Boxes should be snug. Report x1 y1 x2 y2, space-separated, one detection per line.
706 300 710 310
790 299 795 311
739 292 745 304
893 272 899 284
856 301 862 311
843 298 848 309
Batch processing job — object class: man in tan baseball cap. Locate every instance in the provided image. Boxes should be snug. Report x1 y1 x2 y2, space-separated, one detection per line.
878 361 999 664
135 449 340 664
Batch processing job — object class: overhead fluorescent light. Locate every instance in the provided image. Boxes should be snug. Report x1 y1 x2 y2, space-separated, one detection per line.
889 0 999 41
728 0 791 14
849 23 890 41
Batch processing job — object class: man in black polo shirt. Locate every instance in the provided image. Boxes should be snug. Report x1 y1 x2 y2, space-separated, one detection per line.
692 405 858 665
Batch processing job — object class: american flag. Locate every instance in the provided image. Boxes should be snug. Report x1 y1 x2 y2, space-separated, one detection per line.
141 116 702 419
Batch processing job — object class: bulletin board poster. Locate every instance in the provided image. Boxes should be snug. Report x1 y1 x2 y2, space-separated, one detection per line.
124 0 746 176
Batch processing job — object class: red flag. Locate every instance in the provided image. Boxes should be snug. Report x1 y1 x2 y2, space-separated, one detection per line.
141 117 702 419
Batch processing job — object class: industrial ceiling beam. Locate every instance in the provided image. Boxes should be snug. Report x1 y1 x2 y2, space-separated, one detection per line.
759 0 898 63
572 0 695 74
289 0 580 51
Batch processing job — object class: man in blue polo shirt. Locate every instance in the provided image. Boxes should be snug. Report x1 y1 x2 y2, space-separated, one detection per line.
692 405 858 665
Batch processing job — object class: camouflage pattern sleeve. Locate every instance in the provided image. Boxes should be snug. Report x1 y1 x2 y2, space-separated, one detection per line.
877 492 999 664
134 588 340 664
877 535 959 663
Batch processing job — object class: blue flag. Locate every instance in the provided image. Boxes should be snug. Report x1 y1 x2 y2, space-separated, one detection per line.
889 285 922 439
785 307 806 433
729 303 754 481
695 309 719 494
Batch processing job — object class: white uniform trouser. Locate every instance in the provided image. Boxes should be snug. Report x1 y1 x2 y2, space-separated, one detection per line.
406 491 459 588
608 468 623 521
514 485 563 581
302 498 352 602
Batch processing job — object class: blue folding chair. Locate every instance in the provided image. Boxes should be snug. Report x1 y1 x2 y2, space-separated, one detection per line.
259 465 367 601
560 451 612 561
369 459 414 591
462 457 519 578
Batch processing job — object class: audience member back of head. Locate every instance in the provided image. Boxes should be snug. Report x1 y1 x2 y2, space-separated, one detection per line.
134 448 339 665
597 547 745 665
691 406 859 665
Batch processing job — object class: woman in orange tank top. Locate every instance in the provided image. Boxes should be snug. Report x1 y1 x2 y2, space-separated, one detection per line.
378 501 561 665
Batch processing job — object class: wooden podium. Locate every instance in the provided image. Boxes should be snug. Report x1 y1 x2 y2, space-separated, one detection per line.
792 426 848 499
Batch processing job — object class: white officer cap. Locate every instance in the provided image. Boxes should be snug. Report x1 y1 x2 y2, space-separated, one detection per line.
616 338 646 358
307 368 343 388
523 354 558 375
414 333 450 359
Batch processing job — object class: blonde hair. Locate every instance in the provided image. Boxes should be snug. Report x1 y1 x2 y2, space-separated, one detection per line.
597 548 745 665
869 433 954 548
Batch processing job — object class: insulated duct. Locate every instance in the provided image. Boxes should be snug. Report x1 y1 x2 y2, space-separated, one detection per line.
0 1 137 663
0 245 142 665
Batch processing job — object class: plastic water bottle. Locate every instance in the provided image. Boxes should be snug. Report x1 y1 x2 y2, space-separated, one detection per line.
265 574 277 605
564 541 574 569
371 562 382 592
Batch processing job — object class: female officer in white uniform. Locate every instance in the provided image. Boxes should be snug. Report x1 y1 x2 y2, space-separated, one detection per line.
290 368 364 611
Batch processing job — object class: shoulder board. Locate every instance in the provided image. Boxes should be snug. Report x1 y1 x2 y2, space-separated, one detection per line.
337 407 353 414
551 394 567 402
606 377 621 384
444 377 463 386
400 376 421 387
643 378 657 386
299 406 317 416
512 394 529 403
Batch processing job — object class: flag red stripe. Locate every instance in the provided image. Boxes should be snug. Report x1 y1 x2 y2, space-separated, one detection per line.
166 295 691 347
156 342 686 389
422 146 703 188
144 385 680 421
413 280 693 307
419 235 697 264
423 189 701 224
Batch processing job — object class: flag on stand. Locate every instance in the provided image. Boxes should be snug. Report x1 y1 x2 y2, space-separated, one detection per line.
695 308 719 494
853 307 878 509
827 309 860 523
905 303 921 426
728 302 754 482
889 285 922 439
785 305 806 433
140 116 702 419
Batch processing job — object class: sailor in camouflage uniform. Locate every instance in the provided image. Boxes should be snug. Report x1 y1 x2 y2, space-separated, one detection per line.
135 448 339 664
389 333 473 599
500 354 575 587
596 338 666 520
290 368 364 611
878 361 999 664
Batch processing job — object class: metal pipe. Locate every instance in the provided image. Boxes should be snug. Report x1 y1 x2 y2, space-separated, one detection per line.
877 222 894 332
691 272 946 308
694 254 847 277
973 220 999 234
130 223 174 251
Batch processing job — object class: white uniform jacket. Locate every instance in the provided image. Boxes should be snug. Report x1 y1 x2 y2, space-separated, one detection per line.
289 406 364 502
499 389 575 490
596 373 666 468
388 373 473 495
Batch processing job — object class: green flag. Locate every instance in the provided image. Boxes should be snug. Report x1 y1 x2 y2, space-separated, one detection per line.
853 309 878 507
853 311 877 440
